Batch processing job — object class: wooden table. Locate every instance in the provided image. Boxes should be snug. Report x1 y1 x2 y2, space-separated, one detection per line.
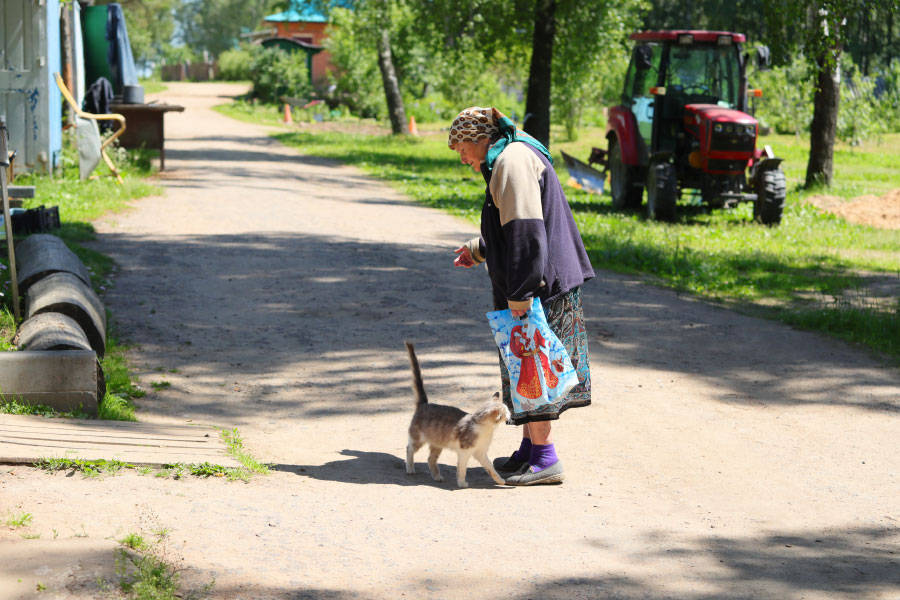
109 102 185 171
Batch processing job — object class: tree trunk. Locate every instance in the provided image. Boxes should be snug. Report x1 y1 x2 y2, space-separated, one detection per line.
376 28 408 135
805 52 841 188
523 0 556 148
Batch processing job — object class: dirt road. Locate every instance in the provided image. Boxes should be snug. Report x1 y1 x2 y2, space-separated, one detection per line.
2 83 899 600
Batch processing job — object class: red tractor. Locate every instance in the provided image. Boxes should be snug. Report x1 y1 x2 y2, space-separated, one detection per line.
583 30 786 224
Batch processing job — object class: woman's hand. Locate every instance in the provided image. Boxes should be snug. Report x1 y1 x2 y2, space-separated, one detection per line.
453 246 475 268
510 309 527 318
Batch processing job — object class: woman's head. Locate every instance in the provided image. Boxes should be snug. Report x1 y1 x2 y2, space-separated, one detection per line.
448 106 506 173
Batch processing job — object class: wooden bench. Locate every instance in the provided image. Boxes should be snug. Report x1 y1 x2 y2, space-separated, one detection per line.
109 102 185 171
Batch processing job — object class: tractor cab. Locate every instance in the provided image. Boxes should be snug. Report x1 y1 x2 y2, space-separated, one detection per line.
584 30 786 224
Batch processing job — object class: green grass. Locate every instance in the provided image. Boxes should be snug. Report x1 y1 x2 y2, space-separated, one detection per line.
38 457 135 478
214 99 286 127
34 455 253 481
0 398 91 418
4 512 33 529
220 427 270 477
241 111 899 364
115 531 214 599
119 532 149 551
138 78 168 95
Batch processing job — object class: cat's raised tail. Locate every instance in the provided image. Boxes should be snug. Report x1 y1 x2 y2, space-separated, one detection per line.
405 341 428 406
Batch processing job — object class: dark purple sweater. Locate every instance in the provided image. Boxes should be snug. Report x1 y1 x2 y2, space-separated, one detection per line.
470 142 594 310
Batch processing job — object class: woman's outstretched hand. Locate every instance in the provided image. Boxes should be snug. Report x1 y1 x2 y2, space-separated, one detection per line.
453 246 475 268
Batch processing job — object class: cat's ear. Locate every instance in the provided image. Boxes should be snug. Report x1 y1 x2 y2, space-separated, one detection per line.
492 392 500 400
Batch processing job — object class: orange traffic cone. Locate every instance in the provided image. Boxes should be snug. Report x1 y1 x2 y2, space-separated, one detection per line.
408 115 418 136
283 103 292 124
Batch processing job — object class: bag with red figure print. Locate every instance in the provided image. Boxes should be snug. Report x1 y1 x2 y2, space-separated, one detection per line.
486 297 579 416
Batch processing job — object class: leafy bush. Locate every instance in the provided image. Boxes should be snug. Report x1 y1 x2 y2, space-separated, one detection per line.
754 55 900 142
876 59 900 132
837 59 882 146
249 47 311 104
753 57 813 136
217 45 256 81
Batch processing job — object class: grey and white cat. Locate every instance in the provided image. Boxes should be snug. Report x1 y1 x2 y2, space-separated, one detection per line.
404 341 510 488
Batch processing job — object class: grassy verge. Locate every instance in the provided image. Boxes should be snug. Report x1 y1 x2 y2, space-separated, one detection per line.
138 78 168 95
217 101 900 363
0 132 161 418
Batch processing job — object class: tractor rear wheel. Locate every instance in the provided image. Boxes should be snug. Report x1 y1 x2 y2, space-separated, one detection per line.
754 168 786 225
647 162 677 222
609 139 643 210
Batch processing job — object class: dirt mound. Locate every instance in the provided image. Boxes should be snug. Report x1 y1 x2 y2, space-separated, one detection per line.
806 189 900 229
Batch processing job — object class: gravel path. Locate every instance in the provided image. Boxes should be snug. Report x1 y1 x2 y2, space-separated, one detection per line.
1 82 898 600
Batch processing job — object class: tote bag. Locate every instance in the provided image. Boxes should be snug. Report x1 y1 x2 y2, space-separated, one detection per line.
486 298 579 416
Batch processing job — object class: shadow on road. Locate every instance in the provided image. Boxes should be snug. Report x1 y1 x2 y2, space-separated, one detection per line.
273 449 510 491
91 228 900 427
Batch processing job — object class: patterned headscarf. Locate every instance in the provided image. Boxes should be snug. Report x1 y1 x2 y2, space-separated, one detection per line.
448 107 503 149
448 106 553 171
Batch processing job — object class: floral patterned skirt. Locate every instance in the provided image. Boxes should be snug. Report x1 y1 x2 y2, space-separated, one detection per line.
497 287 591 425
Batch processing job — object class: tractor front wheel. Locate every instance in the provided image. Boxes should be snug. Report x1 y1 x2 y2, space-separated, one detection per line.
647 162 677 222
609 139 643 210
754 168 786 225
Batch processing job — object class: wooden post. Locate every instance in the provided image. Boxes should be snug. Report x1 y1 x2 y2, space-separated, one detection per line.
0 117 21 321
61 4 75 127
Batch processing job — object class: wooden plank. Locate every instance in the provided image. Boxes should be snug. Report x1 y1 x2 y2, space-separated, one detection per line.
0 414 242 467
0 423 207 442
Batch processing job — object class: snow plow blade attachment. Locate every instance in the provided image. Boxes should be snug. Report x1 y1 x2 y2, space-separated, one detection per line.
561 150 607 195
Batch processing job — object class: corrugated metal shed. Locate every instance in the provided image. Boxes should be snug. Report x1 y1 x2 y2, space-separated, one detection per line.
0 0 62 175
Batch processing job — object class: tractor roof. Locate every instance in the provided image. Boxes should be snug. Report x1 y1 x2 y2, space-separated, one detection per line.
631 30 747 43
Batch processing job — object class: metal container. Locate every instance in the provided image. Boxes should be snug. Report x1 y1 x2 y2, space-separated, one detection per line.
122 84 144 104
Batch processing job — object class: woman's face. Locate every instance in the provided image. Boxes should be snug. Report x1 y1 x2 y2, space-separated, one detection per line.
454 139 491 173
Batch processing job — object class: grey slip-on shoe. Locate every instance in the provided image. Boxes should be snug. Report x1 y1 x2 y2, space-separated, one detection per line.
504 461 565 486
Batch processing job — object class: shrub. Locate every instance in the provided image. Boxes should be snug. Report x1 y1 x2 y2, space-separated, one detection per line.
249 47 311 104
876 59 900 132
837 59 882 146
753 57 813 136
218 46 256 81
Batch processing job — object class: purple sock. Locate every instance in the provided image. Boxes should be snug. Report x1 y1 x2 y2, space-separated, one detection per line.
529 443 559 472
511 437 532 462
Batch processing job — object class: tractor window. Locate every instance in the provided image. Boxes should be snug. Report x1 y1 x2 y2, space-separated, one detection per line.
629 44 663 101
625 43 662 149
666 44 741 108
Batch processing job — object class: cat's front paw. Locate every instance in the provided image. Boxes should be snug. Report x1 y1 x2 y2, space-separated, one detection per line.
456 480 469 489
431 473 444 482
406 463 415 475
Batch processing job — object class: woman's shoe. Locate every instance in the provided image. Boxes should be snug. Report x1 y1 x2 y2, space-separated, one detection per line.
493 453 528 473
504 461 565 485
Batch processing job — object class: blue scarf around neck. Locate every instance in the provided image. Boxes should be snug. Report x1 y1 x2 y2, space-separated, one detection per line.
484 116 553 172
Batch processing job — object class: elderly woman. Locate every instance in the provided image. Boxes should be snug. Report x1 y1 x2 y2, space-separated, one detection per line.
450 107 594 486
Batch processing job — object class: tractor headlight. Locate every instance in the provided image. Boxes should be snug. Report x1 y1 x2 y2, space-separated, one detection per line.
714 123 723 133
725 124 734 133
746 125 756 135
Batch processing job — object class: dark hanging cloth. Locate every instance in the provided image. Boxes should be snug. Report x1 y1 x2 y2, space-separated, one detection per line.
105 3 138 92
83 77 115 131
